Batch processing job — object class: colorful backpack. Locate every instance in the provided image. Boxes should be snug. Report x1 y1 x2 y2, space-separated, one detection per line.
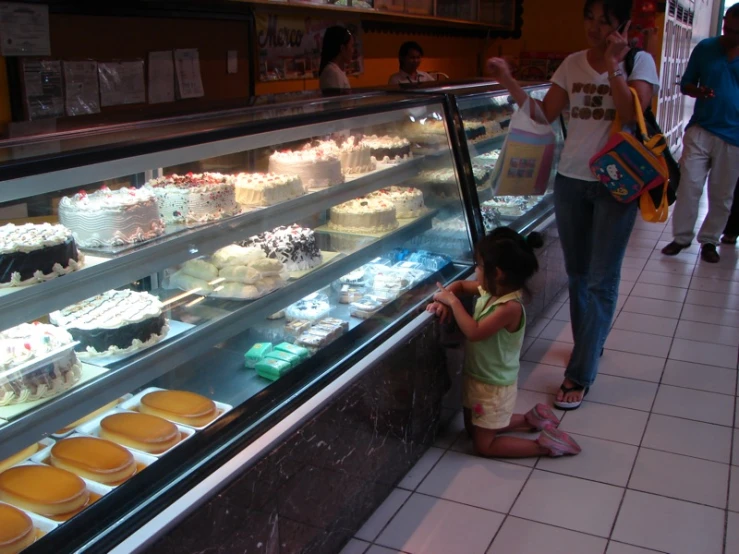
589 88 669 205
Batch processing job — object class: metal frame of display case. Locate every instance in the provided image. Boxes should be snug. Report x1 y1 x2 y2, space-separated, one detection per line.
0 92 476 553
395 81 563 239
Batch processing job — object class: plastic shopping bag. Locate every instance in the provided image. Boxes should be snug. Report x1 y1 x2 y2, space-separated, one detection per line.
491 97 556 196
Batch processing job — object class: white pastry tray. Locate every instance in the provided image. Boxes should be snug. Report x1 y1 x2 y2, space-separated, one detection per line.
31 433 158 489
0 501 58 536
83 319 194 369
120 387 233 431
0 363 109 422
75 408 195 458
51 394 134 439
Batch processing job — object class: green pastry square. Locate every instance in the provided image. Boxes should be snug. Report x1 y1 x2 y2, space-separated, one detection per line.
244 342 273 369
274 342 310 361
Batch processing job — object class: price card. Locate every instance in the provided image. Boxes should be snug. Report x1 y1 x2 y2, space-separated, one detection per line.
174 48 204 99
0 2 50 56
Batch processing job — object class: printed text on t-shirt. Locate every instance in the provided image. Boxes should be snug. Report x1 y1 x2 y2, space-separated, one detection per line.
571 82 617 121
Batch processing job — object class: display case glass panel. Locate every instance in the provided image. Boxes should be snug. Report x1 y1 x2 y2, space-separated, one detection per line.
0 93 473 551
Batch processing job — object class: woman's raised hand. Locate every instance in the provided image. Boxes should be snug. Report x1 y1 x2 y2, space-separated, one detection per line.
605 20 632 65
486 58 512 82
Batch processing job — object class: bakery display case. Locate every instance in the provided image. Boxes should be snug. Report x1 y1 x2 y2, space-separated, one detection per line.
0 92 475 553
402 81 566 237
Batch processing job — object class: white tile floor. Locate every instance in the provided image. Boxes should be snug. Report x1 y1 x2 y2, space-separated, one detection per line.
342 211 739 554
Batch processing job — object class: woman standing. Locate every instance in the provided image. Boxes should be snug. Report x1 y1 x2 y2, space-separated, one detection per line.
487 0 659 410
319 26 354 93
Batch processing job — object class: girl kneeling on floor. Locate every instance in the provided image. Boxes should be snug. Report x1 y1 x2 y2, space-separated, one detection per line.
427 228 581 458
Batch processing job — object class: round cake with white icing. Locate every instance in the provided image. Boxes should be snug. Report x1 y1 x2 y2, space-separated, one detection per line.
329 197 398 234
144 172 239 225
360 135 412 164
234 172 305 208
49 289 169 358
0 323 81 406
0 223 82 288
368 186 425 218
240 224 323 272
268 146 344 190
59 186 165 248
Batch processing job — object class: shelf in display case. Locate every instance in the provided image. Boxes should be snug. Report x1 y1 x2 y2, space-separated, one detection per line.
0 209 436 460
0 158 425 336
468 133 506 159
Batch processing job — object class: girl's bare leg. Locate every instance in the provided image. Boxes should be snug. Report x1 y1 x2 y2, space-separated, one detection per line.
473 426 548 458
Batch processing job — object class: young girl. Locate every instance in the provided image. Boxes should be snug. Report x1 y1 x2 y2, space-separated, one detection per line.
428 228 581 458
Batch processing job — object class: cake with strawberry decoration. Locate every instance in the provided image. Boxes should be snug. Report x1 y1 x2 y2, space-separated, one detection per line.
367 186 425 218
144 172 239 224
59 186 165 248
268 145 344 190
0 322 81 406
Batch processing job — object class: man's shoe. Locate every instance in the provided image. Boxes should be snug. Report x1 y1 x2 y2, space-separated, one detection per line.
662 241 691 256
701 244 720 263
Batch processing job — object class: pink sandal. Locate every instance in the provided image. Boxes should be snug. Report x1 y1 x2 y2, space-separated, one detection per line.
525 403 561 431
537 428 582 457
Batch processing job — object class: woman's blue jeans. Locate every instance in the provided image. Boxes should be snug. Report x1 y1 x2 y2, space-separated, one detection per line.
554 174 638 388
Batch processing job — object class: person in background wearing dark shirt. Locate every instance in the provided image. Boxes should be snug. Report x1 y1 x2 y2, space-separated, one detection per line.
662 5 739 263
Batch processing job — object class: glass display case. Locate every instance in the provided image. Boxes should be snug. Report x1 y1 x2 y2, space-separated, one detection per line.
0 92 474 553
403 81 566 237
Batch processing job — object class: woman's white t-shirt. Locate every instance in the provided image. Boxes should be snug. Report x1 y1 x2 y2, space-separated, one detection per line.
320 62 351 91
551 50 660 182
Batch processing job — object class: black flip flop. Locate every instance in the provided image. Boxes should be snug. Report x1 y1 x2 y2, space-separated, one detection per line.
554 384 589 411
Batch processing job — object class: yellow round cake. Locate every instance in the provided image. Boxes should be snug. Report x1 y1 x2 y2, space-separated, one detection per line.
100 412 179 454
139 390 217 427
0 465 89 518
0 503 35 554
0 444 39 475
50 437 136 485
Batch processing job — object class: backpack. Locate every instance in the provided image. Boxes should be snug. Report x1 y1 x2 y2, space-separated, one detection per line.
625 49 680 207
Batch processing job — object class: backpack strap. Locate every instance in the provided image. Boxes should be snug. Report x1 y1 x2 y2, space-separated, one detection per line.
624 48 640 78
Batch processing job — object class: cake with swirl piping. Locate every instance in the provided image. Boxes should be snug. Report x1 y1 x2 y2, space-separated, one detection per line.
0 322 81 406
0 223 83 288
268 146 344 190
49 289 169 358
144 172 239 225
59 186 165 248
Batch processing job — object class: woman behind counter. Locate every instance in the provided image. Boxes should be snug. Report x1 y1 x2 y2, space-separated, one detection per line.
319 26 354 93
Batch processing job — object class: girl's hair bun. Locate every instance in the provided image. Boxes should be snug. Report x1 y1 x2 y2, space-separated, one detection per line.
526 232 544 250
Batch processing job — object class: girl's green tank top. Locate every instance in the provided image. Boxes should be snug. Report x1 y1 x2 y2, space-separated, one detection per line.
463 289 525 386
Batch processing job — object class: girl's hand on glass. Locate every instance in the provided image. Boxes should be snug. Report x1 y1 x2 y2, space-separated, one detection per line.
605 20 631 65
433 282 457 307
486 58 512 81
426 301 451 324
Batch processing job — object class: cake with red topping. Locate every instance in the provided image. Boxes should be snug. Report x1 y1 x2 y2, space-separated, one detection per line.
144 172 239 224
367 186 425 218
268 146 344 191
329 196 398 234
59 186 165 248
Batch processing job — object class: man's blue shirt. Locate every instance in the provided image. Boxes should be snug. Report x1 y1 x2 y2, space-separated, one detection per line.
681 37 739 147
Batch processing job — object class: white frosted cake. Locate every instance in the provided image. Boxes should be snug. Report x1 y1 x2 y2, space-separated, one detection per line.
360 135 412 164
234 172 305 208
0 323 82 406
58 186 165 248
240 224 323 272
49 289 169 358
0 223 83 288
368 186 425 218
321 137 375 175
144 172 239 224
329 197 398 234
269 146 344 190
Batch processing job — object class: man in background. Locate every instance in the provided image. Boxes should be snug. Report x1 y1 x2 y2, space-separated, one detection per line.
662 4 739 263
388 42 435 85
